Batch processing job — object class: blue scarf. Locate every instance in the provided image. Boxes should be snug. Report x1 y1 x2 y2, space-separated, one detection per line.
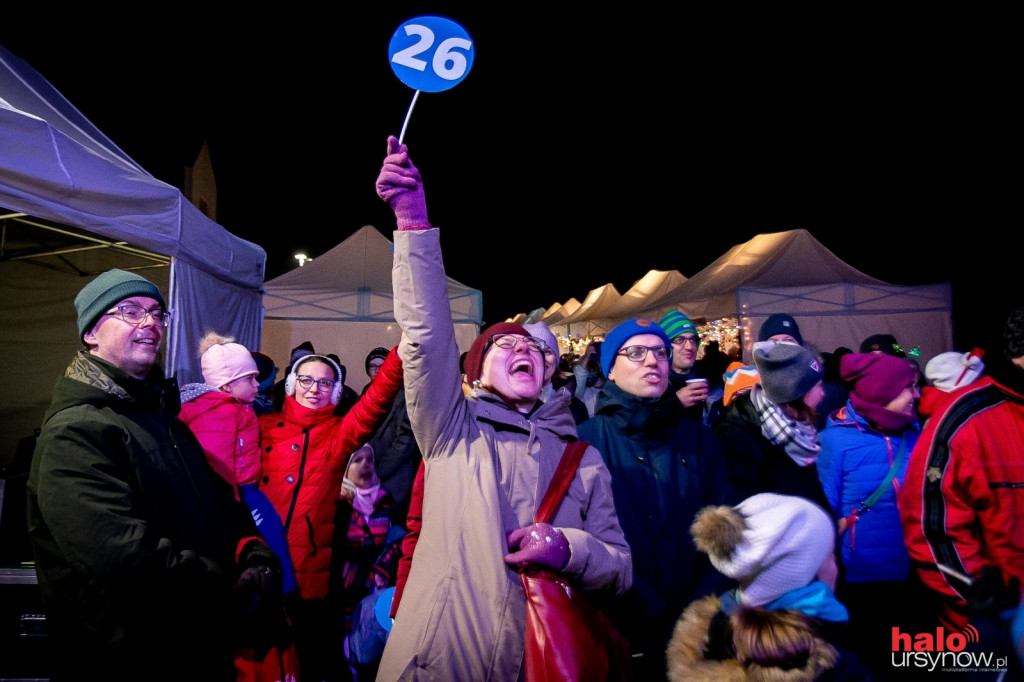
720 581 849 623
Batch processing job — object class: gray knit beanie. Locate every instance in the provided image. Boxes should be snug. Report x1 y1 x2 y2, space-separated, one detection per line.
752 341 824 404
74 269 165 339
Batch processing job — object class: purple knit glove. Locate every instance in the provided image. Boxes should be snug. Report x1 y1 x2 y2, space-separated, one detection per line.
375 135 430 229
504 522 570 571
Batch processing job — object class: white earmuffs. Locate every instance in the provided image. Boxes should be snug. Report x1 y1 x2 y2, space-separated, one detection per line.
285 354 344 405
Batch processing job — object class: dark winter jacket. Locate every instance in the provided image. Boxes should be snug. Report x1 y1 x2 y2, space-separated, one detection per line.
366 387 420 525
714 393 832 516
578 381 736 666
668 365 709 423
27 351 268 681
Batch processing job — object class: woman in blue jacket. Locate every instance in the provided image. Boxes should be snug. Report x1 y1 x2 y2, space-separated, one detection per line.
818 351 925 679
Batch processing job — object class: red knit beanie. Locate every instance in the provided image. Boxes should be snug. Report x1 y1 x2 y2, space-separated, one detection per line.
840 352 916 406
464 322 529 387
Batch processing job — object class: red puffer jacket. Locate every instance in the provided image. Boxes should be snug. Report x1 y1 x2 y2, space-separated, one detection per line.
179 390 261 496
259 349 402 600
899 376 1024 628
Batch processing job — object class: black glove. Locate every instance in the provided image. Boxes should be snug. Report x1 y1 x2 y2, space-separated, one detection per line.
238 538 283 573
965 565 1022 616
234 541 287 661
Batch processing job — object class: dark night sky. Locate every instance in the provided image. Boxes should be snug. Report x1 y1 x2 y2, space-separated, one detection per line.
2 8 1015 350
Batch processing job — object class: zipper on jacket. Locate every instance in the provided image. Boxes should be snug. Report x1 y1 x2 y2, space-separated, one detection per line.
283 429 311 530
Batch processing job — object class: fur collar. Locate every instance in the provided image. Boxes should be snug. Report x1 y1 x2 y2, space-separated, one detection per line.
666 595 838 682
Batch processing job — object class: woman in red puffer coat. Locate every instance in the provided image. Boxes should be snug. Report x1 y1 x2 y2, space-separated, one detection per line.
259 349 402 682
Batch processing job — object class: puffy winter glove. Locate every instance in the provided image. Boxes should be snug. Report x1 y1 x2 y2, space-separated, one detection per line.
504 522 571 571
965 564 1022 616
376 135 429 229
234 540 287 661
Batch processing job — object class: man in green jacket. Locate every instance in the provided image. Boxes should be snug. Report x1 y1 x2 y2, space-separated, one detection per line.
27 269 285 682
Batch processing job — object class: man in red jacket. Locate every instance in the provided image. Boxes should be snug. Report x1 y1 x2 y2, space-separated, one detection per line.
900 306 1024 681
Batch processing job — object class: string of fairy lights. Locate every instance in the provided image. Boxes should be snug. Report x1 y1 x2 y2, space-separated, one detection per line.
550 316 922 366
554 317 742 363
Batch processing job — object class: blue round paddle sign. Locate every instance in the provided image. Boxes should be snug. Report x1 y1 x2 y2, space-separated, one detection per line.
374 586 396 631
388 15 475 93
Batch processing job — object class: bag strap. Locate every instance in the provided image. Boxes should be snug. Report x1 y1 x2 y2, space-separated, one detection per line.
857 433 909 514
534 441 588 524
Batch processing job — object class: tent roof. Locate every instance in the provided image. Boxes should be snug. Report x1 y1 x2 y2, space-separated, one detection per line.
556 283 622 325
670 229 885 319
538 298 580 325
263 225 482 324
595 269 689 321
0 45 265 290
0 45 267 462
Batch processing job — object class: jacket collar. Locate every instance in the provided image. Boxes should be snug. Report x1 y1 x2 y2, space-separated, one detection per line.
471 386 578 440
45 351 177 421
592 381 683 431
278 394 337 429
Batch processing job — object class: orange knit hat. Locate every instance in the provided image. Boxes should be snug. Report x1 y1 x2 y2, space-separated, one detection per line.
722 361 760 406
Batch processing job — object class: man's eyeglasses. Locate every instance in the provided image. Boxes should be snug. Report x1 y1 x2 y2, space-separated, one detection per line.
296 375 336 391
671 335 698 347
104 304 171 327
488 334 547 353
616 345 669 363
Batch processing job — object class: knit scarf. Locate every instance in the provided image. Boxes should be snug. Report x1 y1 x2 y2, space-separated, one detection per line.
345 477 381 518
849 394 917 432
751 385 821 467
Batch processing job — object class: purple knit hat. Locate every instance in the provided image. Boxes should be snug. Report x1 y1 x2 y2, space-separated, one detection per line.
841 352 915 407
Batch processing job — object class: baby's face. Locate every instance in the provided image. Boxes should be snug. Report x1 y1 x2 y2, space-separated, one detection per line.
346 445 377 488
226 374 259 404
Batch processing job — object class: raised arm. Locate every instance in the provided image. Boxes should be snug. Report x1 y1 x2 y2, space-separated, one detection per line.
377 136 466 455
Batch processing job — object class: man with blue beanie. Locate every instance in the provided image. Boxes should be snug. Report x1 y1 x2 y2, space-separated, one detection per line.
579 317 736 680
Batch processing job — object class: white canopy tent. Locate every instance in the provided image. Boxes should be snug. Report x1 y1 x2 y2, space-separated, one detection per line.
661 230 952 364
586 269 689 336
0 45 266 464
535 230 953 366
546 283 622 340
261 225 482 386
537 298 580 326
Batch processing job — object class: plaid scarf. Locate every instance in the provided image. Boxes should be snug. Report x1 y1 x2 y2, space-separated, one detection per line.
751 385 821 467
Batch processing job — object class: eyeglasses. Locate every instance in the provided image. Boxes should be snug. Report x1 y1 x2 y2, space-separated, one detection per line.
296 375 336 391
616 345 669 363
104 304 171 327
488 334 546 353
671 335 698 347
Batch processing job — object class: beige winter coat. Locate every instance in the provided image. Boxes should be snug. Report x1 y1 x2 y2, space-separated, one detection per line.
376 228 632 681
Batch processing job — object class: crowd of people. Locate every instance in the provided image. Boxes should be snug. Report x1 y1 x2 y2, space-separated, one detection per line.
22 136 1024 682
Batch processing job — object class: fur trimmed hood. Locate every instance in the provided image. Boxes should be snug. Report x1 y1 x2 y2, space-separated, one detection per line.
666 595 838 682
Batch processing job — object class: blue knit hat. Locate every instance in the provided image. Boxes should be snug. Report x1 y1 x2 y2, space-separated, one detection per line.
74 268 165 339
658 310 698 340
601 318 672 377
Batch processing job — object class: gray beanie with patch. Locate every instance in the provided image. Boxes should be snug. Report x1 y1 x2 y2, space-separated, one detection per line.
752 340 823 404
